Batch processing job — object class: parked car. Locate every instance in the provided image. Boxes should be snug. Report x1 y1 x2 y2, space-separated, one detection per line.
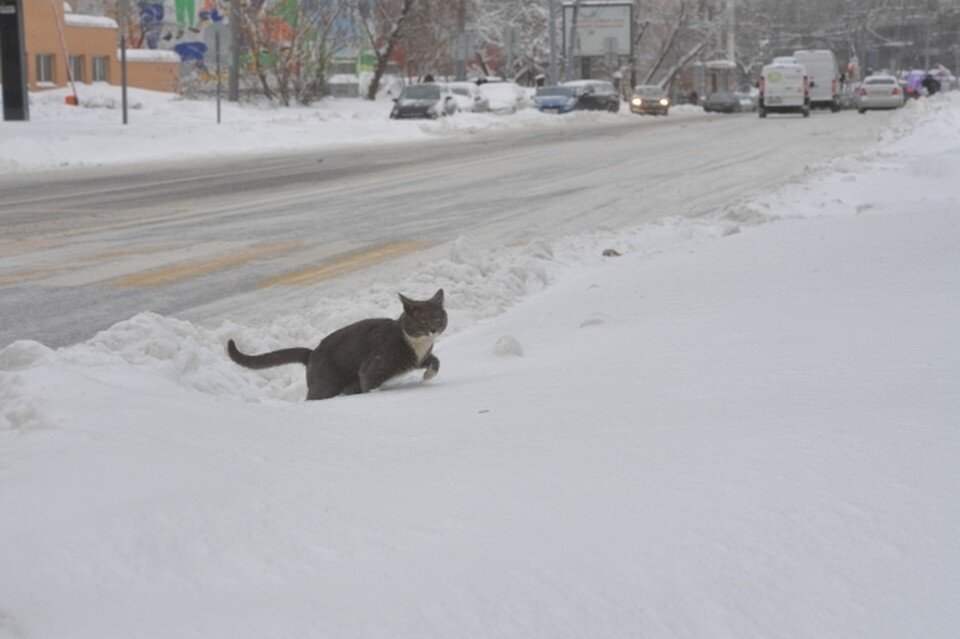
478 80 528 114
629 85 670 115
390 83 458 119
562 80 621 112
734 91 757 111
446 81 490 113
703 91 743 113
857 74 904 113
532 85 581 113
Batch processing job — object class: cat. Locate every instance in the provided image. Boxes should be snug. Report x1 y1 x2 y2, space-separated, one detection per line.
227 289 447 401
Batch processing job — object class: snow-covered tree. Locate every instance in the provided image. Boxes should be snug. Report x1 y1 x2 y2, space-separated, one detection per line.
360 0 420 99
237 0 355 106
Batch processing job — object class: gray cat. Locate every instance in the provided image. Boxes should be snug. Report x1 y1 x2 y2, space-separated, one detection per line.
227 290 447 400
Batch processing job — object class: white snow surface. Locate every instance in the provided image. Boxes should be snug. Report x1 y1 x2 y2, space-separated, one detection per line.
1 93 960 637
0 84 668 174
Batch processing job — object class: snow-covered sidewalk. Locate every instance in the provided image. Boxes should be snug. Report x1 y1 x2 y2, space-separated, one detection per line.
0 85 705 174
0 95 958 637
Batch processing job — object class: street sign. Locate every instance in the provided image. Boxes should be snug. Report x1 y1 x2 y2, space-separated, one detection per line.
203 23 233 67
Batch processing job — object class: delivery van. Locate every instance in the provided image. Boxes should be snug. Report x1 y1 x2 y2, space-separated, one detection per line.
758 63 810 118
793 49 840 111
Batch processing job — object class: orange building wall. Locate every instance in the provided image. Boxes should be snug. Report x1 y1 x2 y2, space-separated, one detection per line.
125 59 181 93
23 0 179 93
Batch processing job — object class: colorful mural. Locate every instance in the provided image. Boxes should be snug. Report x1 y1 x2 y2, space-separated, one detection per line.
136 0 227 65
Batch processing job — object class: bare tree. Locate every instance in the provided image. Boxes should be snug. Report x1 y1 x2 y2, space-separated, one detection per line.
237 0 353 106
360 0 420 100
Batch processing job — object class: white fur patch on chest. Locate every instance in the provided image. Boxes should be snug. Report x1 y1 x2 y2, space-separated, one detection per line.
405 333 436 364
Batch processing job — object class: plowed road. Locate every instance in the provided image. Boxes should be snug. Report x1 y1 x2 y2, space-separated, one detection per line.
0 109 892 347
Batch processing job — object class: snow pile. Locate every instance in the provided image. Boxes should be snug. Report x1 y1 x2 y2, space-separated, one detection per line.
1 94 959 637
0 85 702 173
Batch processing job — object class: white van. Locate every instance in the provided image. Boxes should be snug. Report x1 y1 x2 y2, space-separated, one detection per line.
758 63 810 118
793 49 840 111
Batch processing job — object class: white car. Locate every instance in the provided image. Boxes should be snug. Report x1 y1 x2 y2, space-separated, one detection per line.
477 81 529 114
446 82 490 113
857 74 904 113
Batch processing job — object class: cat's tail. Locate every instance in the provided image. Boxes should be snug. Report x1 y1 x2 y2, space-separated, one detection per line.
227 339 311 370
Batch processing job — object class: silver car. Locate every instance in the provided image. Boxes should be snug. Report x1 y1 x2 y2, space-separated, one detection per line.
857 75 904 113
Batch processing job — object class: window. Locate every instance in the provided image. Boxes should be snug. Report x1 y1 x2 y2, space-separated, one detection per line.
68 55 86 83
92 56 109 82
36 54 55 84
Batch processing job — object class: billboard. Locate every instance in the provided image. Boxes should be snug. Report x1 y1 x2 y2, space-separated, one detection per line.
562 2 633 57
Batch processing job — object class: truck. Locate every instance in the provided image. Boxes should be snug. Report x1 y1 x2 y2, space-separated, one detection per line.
758 62 810 118
793 49 840 111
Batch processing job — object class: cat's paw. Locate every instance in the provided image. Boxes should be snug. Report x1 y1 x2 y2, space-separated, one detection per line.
423 366 438 381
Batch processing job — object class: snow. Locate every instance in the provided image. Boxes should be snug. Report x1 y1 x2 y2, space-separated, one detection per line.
1 91 960 637
63 13 118 29
0 84 662 174
121 49 181 63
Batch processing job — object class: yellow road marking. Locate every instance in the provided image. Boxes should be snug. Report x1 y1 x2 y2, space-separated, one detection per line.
0 267 54 286
110 242 300 288
0 237 54 257
0 244 176 286
258 241 432 287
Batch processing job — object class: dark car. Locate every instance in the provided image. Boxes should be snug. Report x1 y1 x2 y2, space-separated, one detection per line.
390 84 458 120
703 91 743 113
629 85 670 115
561 80 621 112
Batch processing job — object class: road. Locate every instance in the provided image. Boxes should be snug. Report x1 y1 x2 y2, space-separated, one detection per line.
0 109 893 348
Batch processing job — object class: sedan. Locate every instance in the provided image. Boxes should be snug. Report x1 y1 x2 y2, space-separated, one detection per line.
446 81 490 113
478 81 529 114
703 92 743 113
390 84 458 119
562 80 621 112
630 85 670 115
857 75 904 113
532 85 581 113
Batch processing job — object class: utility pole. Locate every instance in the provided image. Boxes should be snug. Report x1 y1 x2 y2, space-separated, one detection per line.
564 0 581 81
119 0 129 124
548 0 558 85
228 0 239 101
726 0 736 64
0 0 30 120
455 0 466 81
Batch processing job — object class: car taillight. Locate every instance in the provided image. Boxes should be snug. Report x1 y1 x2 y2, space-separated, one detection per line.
832 79 837 94
858 88 868 96
892 87 900 95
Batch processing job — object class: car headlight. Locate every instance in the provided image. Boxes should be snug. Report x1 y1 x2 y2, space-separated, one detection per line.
659 98 669 106
631 98 642 106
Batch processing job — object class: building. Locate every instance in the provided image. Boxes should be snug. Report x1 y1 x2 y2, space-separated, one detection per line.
20 0 179 93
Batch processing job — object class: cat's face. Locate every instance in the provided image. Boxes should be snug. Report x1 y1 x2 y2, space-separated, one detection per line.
399 289 447 338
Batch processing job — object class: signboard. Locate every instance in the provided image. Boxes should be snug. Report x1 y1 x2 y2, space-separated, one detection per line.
562 2 633 57
203 22 233 67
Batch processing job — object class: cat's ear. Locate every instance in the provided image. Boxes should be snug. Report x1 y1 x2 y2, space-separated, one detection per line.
399 293 414 312
430 289 444 305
